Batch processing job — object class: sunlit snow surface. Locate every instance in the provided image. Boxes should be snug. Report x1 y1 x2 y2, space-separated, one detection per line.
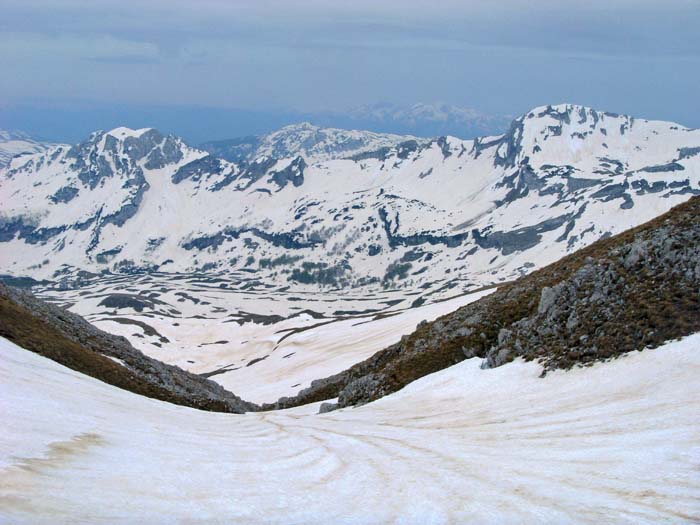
1 334 699 524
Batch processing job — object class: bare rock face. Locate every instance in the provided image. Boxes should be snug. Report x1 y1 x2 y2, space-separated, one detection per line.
0 283 259 413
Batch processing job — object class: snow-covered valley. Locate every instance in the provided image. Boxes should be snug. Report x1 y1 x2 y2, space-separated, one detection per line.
30 271 494 403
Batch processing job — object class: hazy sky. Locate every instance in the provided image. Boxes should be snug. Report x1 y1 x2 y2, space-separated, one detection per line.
1 0 699 140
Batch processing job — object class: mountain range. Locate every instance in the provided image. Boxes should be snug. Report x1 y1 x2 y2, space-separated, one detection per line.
304 102 513 139
1 104 699 301
0 102 511 145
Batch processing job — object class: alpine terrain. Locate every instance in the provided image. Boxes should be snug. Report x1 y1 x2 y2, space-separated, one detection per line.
1 103 700 524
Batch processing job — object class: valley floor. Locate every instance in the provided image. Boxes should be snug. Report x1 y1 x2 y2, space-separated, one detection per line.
36 277 495 403
1 334 699 524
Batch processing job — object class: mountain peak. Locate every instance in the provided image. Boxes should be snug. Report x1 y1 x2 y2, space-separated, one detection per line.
274 122 319 133
106 126 155 139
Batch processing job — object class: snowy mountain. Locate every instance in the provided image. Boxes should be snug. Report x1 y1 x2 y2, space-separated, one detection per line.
1 104 699 300
0 130 56 168
200 103 509 163
200 122 423 163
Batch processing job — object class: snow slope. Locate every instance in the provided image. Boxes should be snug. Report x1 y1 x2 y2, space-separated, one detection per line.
2 333 699 523
87 285 495 403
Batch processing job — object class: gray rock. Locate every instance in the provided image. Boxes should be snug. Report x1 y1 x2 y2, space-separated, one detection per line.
538 286 559 315
623 240 647 269
481 347 512 369
318 402 339 414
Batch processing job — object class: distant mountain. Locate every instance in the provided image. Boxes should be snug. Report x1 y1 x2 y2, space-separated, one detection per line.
1 104 699 300
198 103 512 159
200 123 423 163
334 102 512 139
0 130 55 168
0 102 510 145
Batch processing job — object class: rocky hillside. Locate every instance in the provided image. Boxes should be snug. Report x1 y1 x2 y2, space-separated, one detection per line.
269 196 700 411
0 283 258 413
1 104 699 299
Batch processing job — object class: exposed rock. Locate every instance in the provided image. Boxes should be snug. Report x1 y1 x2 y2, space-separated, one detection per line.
318 402 338 414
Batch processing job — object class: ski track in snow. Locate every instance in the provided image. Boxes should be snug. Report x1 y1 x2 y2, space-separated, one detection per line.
1 334 699 524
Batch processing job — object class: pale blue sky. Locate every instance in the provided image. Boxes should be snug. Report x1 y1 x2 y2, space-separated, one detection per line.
1 0 698 141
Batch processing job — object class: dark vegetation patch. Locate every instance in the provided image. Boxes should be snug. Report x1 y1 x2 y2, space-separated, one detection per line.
182 227 321 252
289 262 350 287
0 284 257 413
97 293 167 312
95 247 122 264
225 311 286 326
174 291 201 304
265 196 700 411
383 261 412 283
333 308 380 316
102 317 170 343
0 274 48 289
200 364 241 378
246 355 269 367
274 319 340 344
259 254 304 269
378 208 470 248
